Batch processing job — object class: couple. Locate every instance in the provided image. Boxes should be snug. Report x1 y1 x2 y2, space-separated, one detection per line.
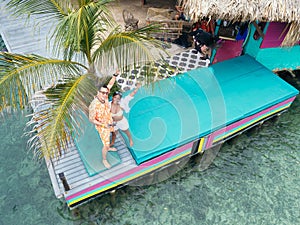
88 71 140 169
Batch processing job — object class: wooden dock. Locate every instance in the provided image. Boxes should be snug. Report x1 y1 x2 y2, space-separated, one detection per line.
49 133 136 201
2 1 298 210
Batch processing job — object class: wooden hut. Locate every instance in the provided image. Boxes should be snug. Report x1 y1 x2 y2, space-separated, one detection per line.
179 0 300 46
179 0 300 70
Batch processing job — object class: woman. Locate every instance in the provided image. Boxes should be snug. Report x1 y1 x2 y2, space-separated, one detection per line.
110 83 141 147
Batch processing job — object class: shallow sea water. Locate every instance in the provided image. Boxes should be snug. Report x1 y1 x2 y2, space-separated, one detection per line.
0 73 299 225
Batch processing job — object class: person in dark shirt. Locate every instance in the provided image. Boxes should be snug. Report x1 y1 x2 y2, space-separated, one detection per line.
190 24 216 60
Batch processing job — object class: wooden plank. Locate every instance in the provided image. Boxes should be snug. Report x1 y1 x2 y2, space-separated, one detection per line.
65 172 90 185
65 164 136 195
146 19 192 41
52 151 80 165
45 158 63 197
65 172 89 184
54 156 82 170
49 132 137 196
65 163 137 196
252 21 265 39
55 165 85 179
55 160 84 174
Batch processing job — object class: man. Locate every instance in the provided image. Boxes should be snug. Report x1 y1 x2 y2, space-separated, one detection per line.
89 71 119 169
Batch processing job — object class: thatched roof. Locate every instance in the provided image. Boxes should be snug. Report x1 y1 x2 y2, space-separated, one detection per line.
179 0 300 46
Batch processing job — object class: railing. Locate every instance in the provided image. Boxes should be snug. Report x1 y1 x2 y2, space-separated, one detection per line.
146 18 193 42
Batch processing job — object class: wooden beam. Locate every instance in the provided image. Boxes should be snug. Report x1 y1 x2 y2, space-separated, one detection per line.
278 23 290 40
252 21 265 39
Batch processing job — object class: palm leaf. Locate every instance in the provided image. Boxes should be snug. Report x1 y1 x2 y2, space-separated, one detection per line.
92 24 168 79
52 0 115 61
26 74 97 159
0 52 87 112
6 0 69 20
0 74 28 112
3 0 171 161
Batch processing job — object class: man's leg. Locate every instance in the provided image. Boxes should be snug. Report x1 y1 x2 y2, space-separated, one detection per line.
98 127 114 168
110 131 116 147
102 145 111 169
102 145 112 169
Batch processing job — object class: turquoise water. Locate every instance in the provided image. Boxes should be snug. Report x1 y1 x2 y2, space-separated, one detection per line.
0 73 300 224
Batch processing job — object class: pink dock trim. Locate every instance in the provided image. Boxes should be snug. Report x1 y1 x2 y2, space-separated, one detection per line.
205 97 295 148
66 142 193 202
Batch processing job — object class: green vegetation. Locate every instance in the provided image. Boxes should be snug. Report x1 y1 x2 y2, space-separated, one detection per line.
0 0 166 160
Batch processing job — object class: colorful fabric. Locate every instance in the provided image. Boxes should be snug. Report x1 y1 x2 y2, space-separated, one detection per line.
89 98 113 146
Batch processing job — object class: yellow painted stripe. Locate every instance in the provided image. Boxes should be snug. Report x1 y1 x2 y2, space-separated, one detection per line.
198 138 205 153
68 149 191 206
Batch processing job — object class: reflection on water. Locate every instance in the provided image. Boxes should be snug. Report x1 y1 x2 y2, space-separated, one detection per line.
0 72 299 225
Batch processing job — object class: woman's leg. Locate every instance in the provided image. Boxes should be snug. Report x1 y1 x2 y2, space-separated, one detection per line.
123 129 134 146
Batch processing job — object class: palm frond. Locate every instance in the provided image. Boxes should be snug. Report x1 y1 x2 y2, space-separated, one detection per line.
52 0 115 61
0 74 28 112
0 52 87 112
26 74 97 159
92 24 168 78
6 0 70 20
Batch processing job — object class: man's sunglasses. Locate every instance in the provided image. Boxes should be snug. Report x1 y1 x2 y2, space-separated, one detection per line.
100 91 109 95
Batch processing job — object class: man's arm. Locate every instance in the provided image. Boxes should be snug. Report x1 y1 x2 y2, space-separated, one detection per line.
107 69 120 90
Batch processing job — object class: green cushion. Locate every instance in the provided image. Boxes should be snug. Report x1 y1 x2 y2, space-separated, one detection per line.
75 115 121 176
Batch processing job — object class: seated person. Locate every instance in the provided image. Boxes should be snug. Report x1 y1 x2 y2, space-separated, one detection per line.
174 5 188 21
190 24 217 60
199 18 215 35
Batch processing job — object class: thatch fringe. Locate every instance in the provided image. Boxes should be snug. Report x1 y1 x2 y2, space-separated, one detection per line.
179 0 300 46
179 0 300 22
282 22 300 46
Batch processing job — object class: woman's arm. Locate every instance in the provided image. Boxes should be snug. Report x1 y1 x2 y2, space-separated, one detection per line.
130 83 141 97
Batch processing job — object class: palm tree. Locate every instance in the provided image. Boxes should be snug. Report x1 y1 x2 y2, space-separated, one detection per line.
0 0 166 160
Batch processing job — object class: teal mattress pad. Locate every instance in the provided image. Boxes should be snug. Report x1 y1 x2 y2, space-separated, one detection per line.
121 55 299 164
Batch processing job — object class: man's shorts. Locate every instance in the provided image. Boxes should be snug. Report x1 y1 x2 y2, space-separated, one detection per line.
96 126 112 147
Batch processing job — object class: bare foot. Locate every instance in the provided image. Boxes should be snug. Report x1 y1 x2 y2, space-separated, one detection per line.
108 147 117 151
129 139 134 147
103 159 111 169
